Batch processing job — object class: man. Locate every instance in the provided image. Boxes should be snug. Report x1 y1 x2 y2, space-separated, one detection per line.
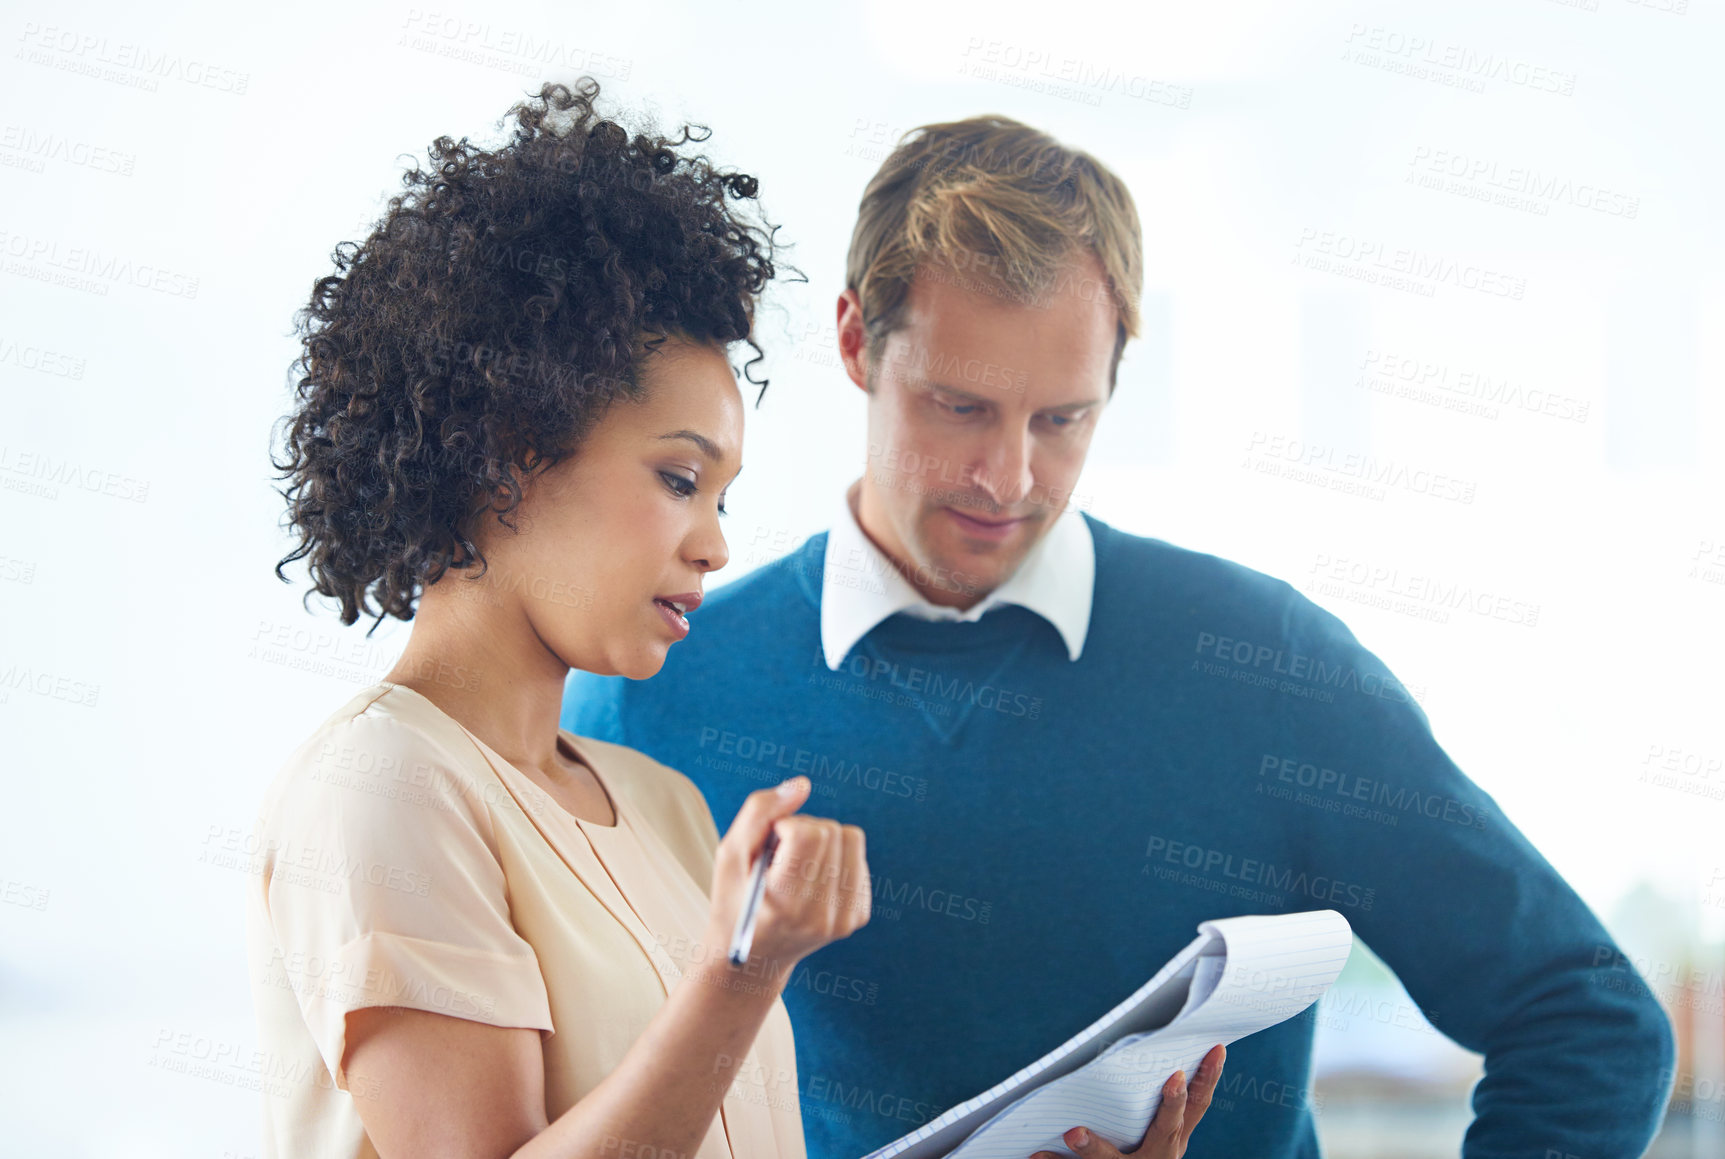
563 115 1674 1157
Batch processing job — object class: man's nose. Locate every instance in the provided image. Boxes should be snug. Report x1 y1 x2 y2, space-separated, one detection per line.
973 427 1035 508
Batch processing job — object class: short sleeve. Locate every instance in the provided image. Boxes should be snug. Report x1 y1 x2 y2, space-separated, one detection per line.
257 710 554 1090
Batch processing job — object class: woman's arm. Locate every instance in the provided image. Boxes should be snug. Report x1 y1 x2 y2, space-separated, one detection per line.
343 776 868 1159
344 960 783 1159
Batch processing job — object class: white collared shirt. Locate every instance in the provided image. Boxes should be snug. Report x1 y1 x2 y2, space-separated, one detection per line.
818 479 1095 670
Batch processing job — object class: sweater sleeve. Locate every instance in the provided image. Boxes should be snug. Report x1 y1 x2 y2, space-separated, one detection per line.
1274 585 1675 1157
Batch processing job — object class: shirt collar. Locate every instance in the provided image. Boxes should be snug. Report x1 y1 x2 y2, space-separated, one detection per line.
818 479 1094 671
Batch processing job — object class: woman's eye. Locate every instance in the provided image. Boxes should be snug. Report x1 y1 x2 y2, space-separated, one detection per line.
660 471 697 498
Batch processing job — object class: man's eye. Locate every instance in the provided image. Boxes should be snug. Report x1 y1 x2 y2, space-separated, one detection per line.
939 398 980 416
660 471 697 498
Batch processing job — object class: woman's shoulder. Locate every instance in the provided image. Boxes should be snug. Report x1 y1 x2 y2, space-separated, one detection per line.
260 683 498 838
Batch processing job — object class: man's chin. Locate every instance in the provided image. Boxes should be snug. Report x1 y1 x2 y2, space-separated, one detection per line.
911 544 1023 604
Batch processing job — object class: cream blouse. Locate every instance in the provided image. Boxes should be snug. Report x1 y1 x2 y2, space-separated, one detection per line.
244 682 806 1158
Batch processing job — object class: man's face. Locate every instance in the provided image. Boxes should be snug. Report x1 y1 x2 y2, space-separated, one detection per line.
839 248 1118 607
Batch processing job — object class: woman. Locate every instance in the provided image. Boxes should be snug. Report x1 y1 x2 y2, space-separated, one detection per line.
254 77 1221 1159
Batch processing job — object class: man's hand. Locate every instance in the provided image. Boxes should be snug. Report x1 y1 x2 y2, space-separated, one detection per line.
1028 1044 1225 1159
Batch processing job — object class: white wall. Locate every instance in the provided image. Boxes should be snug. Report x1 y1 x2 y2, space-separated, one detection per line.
2 0 1720 1153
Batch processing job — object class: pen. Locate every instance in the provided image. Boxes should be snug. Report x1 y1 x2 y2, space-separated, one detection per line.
727 828 780 967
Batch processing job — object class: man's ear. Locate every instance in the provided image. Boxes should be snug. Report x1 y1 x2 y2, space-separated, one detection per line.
835 288 870 394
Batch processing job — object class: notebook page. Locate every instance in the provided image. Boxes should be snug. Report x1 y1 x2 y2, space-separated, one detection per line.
859 910 1351 1159
858 931 1217 1159
944 910 1353 1158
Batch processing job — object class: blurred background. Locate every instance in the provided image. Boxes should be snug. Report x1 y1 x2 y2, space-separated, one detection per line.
1 0 1721 1154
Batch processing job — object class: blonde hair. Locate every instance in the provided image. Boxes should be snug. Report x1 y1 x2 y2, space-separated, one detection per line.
844 114 1143 390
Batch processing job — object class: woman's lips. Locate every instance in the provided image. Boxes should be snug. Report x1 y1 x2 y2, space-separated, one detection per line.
652 591 699 640
653 598 691 639
945 507 1024 541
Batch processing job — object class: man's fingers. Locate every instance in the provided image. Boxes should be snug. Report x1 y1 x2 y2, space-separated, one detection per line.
1181 1045 1226 1139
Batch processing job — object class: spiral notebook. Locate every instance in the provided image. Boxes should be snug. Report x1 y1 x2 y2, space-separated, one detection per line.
859 909 1353 1159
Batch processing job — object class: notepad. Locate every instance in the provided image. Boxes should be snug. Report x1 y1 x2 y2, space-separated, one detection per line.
860 909 1353 1159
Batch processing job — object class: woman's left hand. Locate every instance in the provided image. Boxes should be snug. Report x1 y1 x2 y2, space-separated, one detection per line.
1029 1043 1225 1159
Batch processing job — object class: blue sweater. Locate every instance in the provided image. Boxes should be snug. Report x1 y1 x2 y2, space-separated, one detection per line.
563 514 1673 1159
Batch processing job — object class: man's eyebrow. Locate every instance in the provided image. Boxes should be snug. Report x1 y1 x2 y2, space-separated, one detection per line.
925 381 1102 412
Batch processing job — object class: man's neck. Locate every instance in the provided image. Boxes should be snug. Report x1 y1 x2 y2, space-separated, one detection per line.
849 477 989 612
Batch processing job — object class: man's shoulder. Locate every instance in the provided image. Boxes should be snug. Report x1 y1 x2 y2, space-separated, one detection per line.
703 529 828 618
1084 512 1299 611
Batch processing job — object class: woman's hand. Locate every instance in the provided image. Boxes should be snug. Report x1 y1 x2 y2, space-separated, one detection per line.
1029 1044 1225 1159
702 776 870 989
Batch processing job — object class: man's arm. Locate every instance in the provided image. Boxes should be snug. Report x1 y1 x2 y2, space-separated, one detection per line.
1276 587 1675 1157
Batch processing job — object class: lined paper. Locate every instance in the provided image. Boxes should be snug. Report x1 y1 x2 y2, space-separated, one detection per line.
859 910 1353 1159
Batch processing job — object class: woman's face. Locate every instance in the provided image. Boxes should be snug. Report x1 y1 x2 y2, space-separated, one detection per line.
467 336 744 680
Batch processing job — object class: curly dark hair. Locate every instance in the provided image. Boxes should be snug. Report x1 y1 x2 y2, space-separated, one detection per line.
272 77 790 631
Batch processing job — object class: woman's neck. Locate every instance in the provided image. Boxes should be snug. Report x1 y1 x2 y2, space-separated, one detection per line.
382 582 571 775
